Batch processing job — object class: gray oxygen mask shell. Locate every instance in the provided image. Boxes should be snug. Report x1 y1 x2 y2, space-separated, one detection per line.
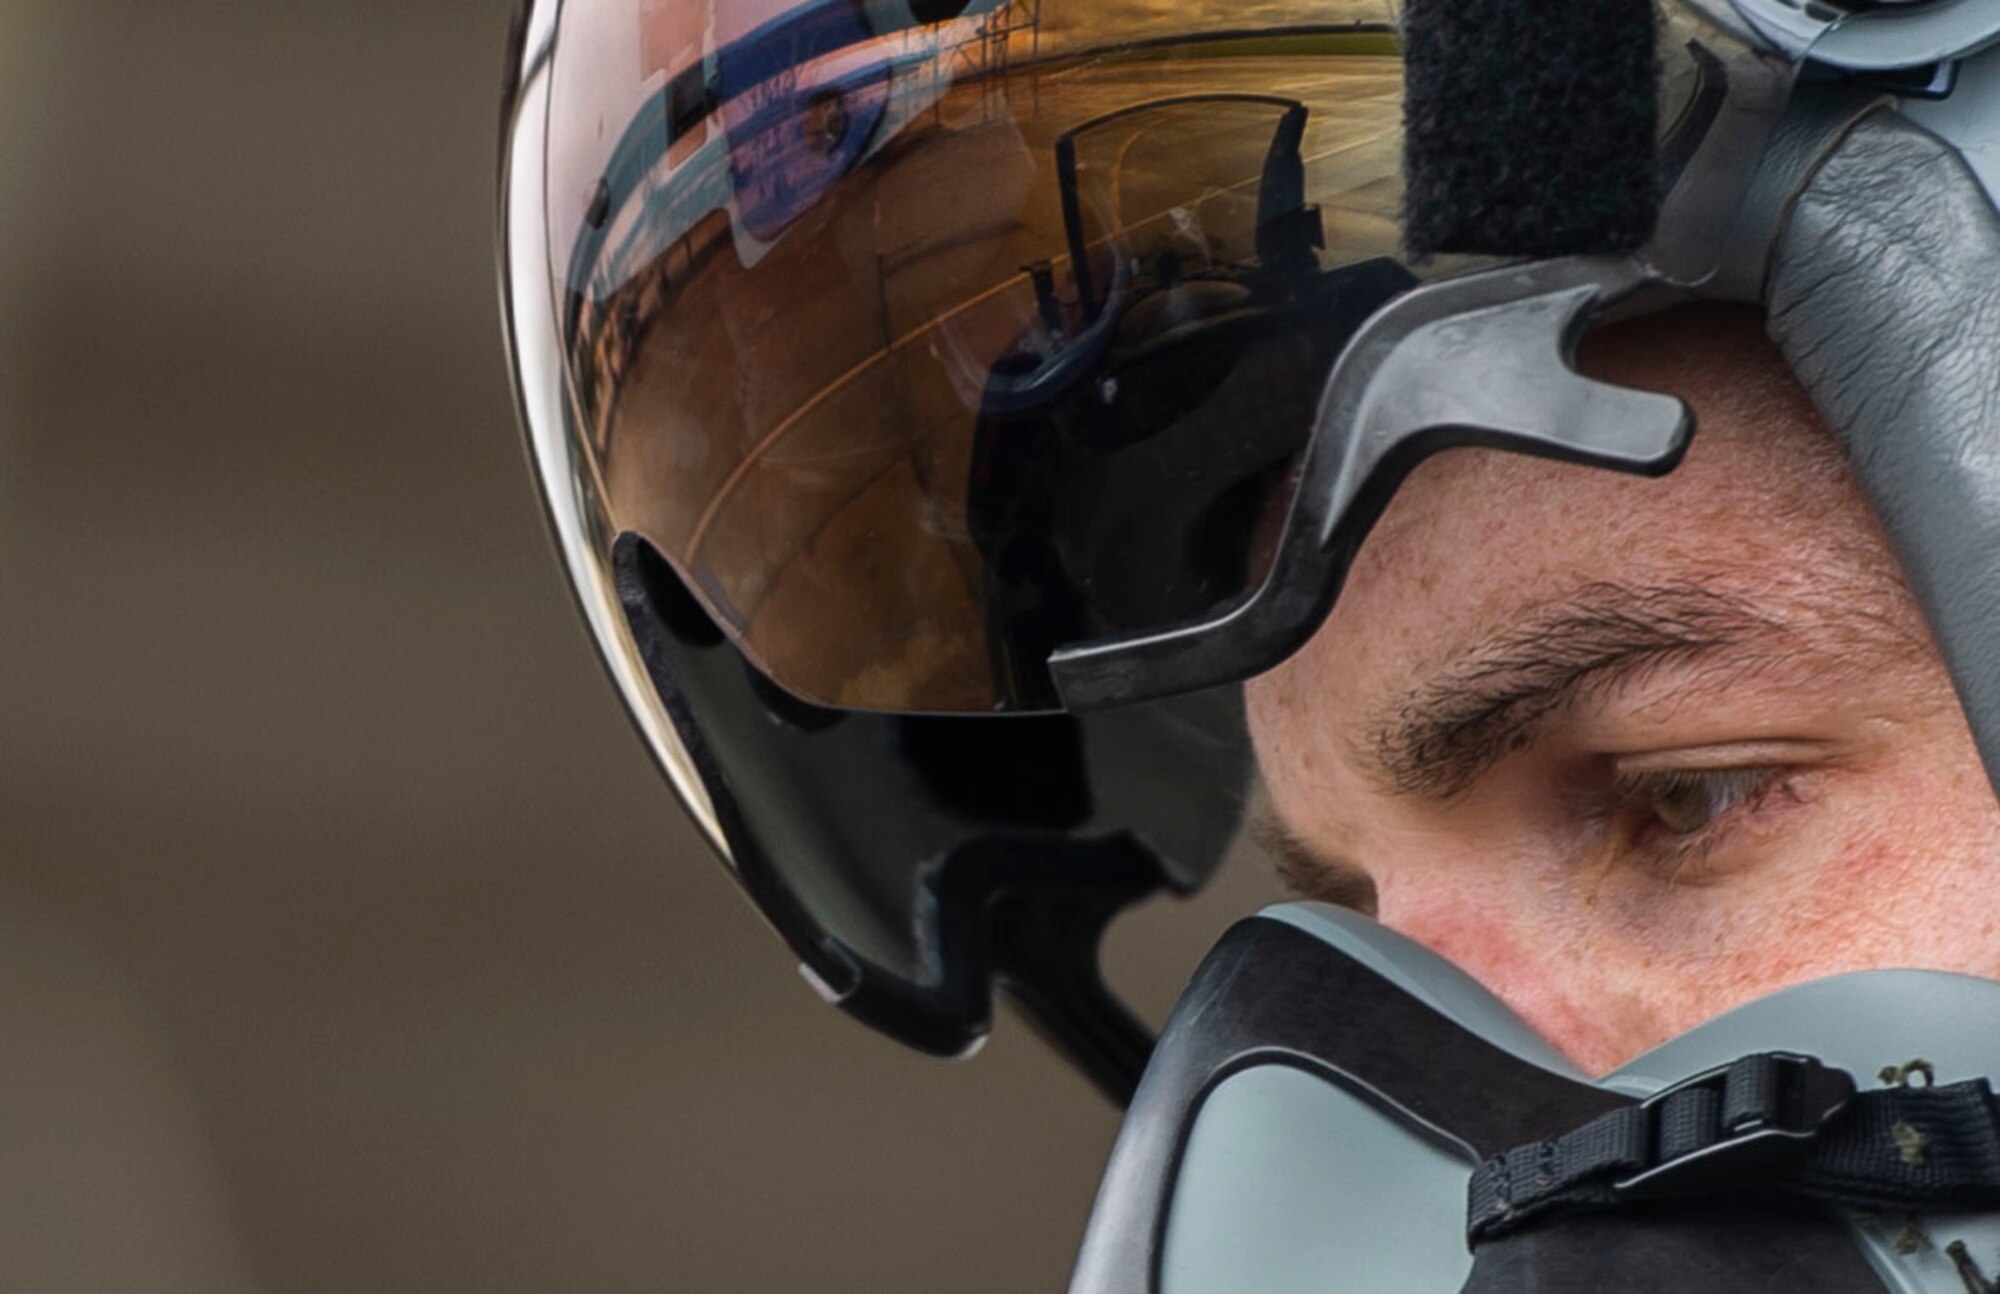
1074 902 2000 1294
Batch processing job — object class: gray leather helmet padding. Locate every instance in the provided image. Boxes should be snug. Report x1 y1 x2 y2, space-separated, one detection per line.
1707 88 1888 304
1761 107 2000 796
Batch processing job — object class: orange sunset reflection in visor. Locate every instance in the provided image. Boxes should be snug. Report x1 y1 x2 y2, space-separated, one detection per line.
544 0 1415 710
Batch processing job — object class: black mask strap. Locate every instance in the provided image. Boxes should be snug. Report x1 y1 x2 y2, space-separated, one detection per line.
1471 1055 2000 1246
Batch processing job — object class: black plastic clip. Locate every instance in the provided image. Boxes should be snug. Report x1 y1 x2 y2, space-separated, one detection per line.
1614 1052 1856 1200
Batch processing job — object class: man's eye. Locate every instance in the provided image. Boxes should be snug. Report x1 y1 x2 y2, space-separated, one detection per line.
1614 767 1777 837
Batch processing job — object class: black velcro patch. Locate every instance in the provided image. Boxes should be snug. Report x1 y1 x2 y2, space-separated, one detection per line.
1402 0 1660 257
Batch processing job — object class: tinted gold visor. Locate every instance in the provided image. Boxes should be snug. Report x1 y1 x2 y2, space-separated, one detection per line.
544 0 1420 711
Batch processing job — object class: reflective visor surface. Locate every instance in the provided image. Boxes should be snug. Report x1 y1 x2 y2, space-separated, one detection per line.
542 0 1418 711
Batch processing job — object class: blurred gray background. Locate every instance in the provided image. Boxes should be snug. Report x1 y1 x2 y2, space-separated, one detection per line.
0 4 1280 1289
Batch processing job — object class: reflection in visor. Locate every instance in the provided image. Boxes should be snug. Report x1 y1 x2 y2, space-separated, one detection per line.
544 1 1418 711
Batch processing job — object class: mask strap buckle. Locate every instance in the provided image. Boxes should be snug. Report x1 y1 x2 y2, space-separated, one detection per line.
1467 1051 1857 1245
1614 1051 1857 1198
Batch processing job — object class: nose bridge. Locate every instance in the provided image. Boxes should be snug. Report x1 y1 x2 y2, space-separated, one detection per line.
1369 867 1516 978
1370 879 1620 1073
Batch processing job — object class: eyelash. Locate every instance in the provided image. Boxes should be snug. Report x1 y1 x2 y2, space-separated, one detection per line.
1604 766 1794 883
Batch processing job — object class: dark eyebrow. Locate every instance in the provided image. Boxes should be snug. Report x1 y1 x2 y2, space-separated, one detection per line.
1371 582 1792 799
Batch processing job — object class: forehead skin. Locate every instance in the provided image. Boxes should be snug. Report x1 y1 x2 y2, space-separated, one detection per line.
1245 304 2000 1074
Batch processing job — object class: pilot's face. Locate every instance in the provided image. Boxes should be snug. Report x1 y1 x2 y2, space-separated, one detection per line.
1245 305 2000 1075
